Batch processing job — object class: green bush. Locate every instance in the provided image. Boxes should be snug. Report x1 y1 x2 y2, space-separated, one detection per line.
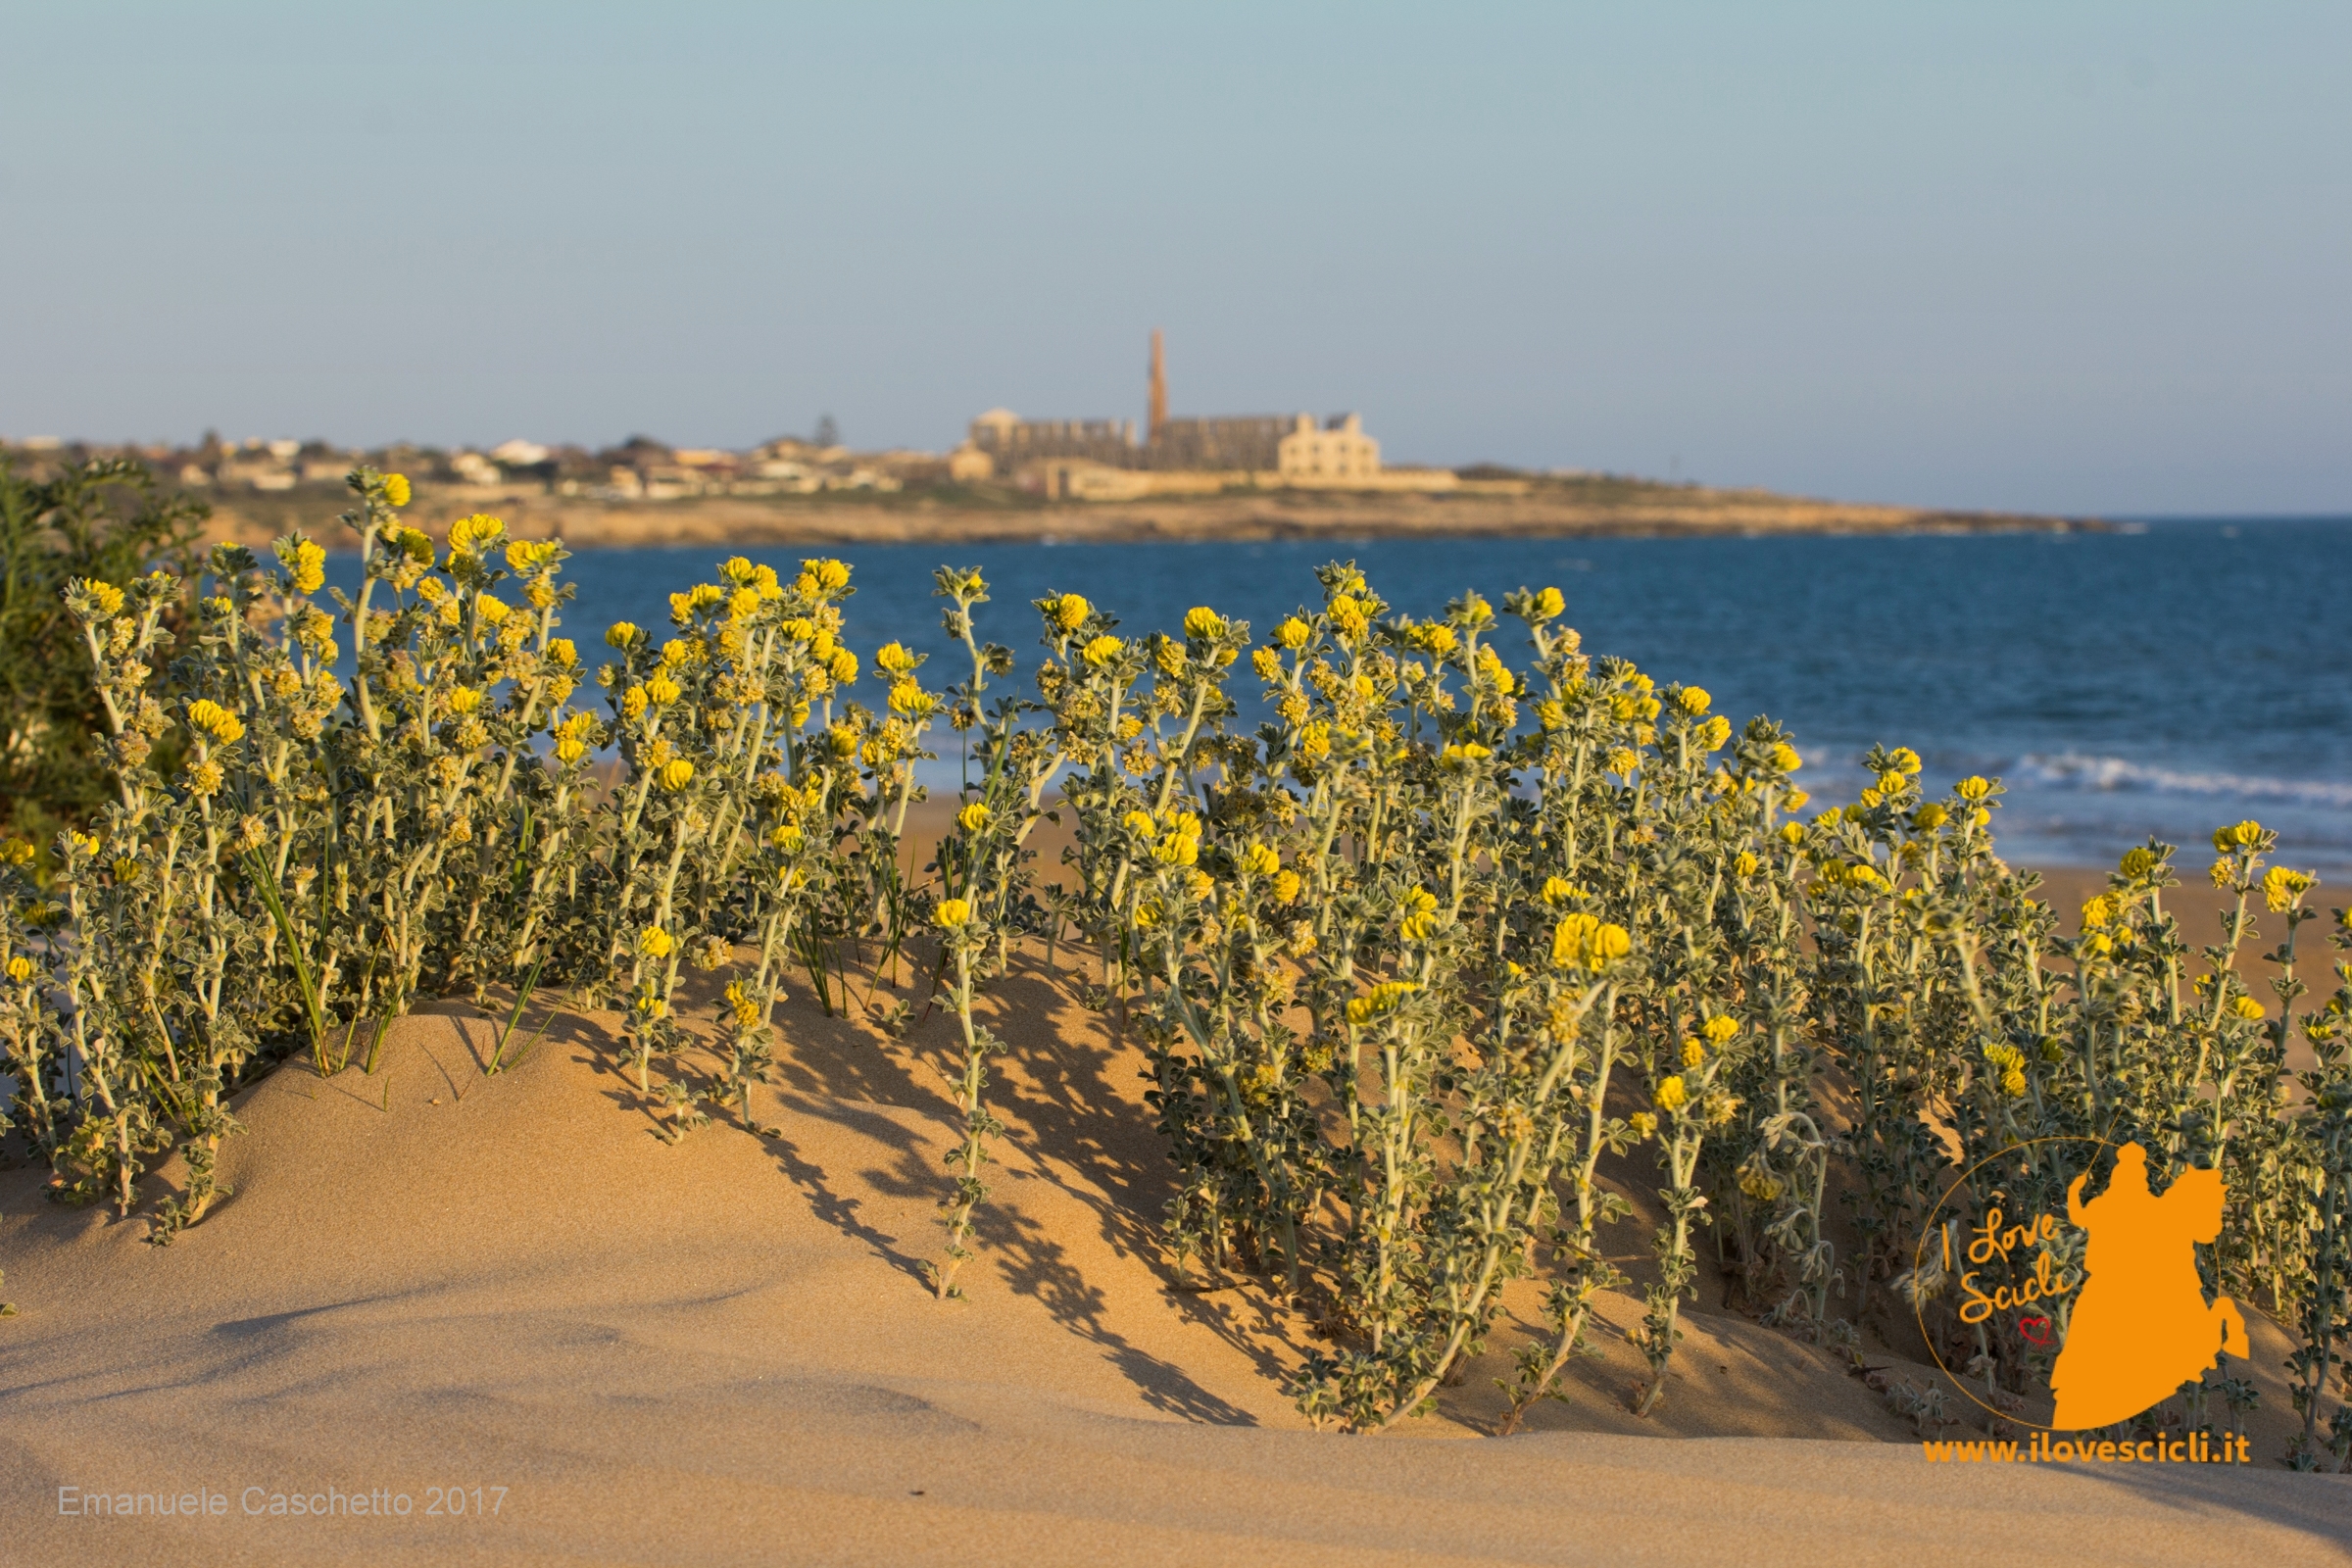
0 456 206 855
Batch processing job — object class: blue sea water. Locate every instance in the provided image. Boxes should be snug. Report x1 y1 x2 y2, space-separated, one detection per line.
348 519 2352 874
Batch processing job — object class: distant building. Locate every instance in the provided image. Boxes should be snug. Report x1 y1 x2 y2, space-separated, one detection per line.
967 409 1137 469
965 334 1425 489
1277 414 1378 482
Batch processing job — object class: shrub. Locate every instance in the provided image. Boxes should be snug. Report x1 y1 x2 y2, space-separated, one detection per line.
2 526 2344 1463
0 455 206 855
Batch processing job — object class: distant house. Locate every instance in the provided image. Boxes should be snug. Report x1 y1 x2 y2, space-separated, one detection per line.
450 451 501 486
1277 414 1379 482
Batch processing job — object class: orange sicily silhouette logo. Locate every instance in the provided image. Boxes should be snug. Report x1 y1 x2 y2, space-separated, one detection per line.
2049 1142 2248 1430
1918 1137 2247 1433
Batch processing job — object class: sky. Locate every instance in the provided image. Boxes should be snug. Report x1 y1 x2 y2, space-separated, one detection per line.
2 2 2347 514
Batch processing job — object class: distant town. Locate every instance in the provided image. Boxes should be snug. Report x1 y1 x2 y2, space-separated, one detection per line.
0 332 1504 507
2 333 2090 548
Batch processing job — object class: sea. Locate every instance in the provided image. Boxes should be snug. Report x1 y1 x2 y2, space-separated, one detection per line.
340 518 2352 875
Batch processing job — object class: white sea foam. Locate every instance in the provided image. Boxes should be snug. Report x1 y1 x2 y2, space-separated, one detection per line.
2013 753 2352 810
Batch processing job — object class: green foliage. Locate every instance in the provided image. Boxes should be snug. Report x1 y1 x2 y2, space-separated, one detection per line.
0 456 205 852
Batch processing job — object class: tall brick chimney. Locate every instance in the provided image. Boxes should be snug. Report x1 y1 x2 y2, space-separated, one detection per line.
1148 328 1168 441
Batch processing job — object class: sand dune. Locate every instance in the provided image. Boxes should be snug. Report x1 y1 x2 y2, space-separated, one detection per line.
3 921 2345 1565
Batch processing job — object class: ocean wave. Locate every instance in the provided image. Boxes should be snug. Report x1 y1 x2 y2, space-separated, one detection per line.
2012 753 2352 810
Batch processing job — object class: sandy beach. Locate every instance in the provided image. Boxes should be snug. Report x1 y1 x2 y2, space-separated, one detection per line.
3 845 2344 1566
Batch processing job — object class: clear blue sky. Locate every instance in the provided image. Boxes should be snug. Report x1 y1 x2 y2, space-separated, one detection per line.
3 2 2346 514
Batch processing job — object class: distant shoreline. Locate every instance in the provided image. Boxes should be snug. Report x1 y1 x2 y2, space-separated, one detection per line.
196 480 2101 552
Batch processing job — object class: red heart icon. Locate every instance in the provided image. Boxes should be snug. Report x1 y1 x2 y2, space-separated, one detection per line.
2017 1314 2054 1347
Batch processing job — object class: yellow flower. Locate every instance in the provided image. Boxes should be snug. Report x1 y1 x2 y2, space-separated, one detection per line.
448 514 504 556
1274 617 1310 650
383 473 412 507
1628 1111 1658 1139
2261 865 2315 912
2119 847 2156 878
1241 843 1281 877
548 638 577 668
1550 911 1598 968
790 560 846 598
1677 686 1710 714
1273 869 1302 904
2230 995 2266 1022
1441 742 1493 766
290 539 327 595
1889 747 1922 775
887 680 930 716
1734 851 1758 878
934 898 972 930
1475 645 1515 695
1703 1015 1740 1045
1607 747 1640 775
1654 1076 1689 1113
1051 593 1091 632
446 687 483 714
828 649 858 685
2214 819 2265 851
1329 598 1369 643
957 802 992 833
1153 833 1200 867
660 759 695 792
1346 980 1418 1027
1533 586 1565 619
1081 634 1123 669
1779 822 1804 846
5 956 32 983
1912 803 1947 830
1123 810 1158 839
555 736 586 765
1784 789 1810 810
507 539 557 572
186 699 247 745
876 641 916 675
637 925 674 958
1771 743 1802 772
621 686 650 720
606 621 640 649
475 594 510 624
2080 895 2113 930
646 673 682 707
1955 776 1993 803
1681 1037 1704 1068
